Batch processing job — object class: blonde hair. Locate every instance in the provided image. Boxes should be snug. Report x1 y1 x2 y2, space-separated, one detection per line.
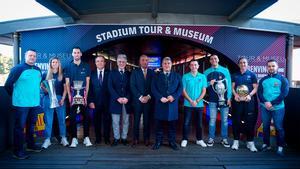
46 57 63 81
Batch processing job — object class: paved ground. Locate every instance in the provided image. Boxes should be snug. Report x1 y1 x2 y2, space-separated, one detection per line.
0 138 300 169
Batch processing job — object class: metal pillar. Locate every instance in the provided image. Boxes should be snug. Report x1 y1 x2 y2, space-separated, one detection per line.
287 35 294 87
13 32 20 66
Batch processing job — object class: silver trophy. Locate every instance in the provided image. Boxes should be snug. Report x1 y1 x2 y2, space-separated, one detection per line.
72 80 85 105
43 79 60 108
212 79 227 107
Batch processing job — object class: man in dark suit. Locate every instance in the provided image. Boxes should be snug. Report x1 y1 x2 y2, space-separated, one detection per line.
88 55 111 145
108 54 131 146
130 54 154 147
151 57 183 150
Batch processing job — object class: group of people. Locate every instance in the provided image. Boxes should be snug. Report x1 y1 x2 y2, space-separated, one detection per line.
4 47 289 160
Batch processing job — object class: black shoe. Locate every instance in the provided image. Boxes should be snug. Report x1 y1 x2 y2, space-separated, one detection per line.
260 144 271 152
95 139 101 145
152 142 161 150
26 145 42 153
111 139 119 147
121 139 128 146
144 140 150 147
95 141 101 146
169 142 179 151
104 139 111 145
131 140 138 147
13 151 29 160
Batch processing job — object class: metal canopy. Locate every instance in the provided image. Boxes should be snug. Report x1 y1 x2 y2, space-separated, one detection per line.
36 0 277 23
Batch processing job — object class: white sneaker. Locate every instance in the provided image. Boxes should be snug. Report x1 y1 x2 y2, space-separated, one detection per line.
207 138 214 147
69 138 78 148
221 139 230 148
42 138 51 149
231 140 239 150
61 137 69 147
247 141 257 152
196 140 207 147
83 137 93 147
181 140 188 147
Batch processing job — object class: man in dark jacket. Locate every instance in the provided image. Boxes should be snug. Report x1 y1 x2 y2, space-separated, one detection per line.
130 54 154 147
88 55 111 145
108 54 131 146
151 57 183 150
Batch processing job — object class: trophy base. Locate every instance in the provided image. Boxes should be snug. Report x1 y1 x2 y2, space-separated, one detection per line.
218 101 227 108
72 97 85 106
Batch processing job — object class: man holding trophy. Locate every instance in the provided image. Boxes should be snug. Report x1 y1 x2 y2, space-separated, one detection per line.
65 47 92 147
231 57 258 152
204 54 232 148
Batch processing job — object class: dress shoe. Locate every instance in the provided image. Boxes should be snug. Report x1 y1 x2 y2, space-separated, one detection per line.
152 142 161 150
169 142 179 151
26 145 42 152
111 139 119 147
13 151 29 160
144 140 150 147
131 140 138 147
121 139 129 146
104 139 111 145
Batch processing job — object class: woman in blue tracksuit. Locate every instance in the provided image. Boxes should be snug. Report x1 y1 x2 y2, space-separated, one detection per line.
258 59 289 156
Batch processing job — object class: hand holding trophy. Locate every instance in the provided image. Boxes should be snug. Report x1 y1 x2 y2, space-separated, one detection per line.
212 79 227 107
236 85 250 102
43 79 60 108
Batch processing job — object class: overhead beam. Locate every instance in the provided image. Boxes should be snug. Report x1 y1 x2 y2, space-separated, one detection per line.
228 0 254 22
36 0 80 24
152 0 159 19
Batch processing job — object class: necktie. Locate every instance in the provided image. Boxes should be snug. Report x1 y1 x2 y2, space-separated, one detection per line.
99 71 103 85
143 69 147 79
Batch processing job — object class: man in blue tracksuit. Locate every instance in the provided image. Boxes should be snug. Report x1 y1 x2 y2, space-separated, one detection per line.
258 59 289 156
5 49 42 159
204 54 232 148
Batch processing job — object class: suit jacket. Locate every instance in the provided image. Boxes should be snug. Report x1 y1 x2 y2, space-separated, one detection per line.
108 69 131 114
151 71 183 121
88 69 110 108
130 68 154 106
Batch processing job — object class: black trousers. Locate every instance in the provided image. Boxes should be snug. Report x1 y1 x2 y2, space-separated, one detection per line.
133 103 151 141
155 119 176 143
70 105 90 138
232 98 258 141
94 105 111 142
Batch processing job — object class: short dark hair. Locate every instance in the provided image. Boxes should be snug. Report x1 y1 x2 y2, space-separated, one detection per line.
95 55 106 62
140 54 148 59
72 46 81 51
267 59 278 64
238 56 248 63
189 59 198 65
26 49 36 53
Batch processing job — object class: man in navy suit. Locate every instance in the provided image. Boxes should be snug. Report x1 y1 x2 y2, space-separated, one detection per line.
88 55 111 145
130 54 154 147
151 57 183 150
108 54 131 146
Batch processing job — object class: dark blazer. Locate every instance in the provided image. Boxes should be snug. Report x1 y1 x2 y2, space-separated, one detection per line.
88 69 110 107
108 69 131 114
151 71 183 121
130 68 154 104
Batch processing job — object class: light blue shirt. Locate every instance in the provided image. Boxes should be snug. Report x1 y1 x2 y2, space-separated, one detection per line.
182 72 207 107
